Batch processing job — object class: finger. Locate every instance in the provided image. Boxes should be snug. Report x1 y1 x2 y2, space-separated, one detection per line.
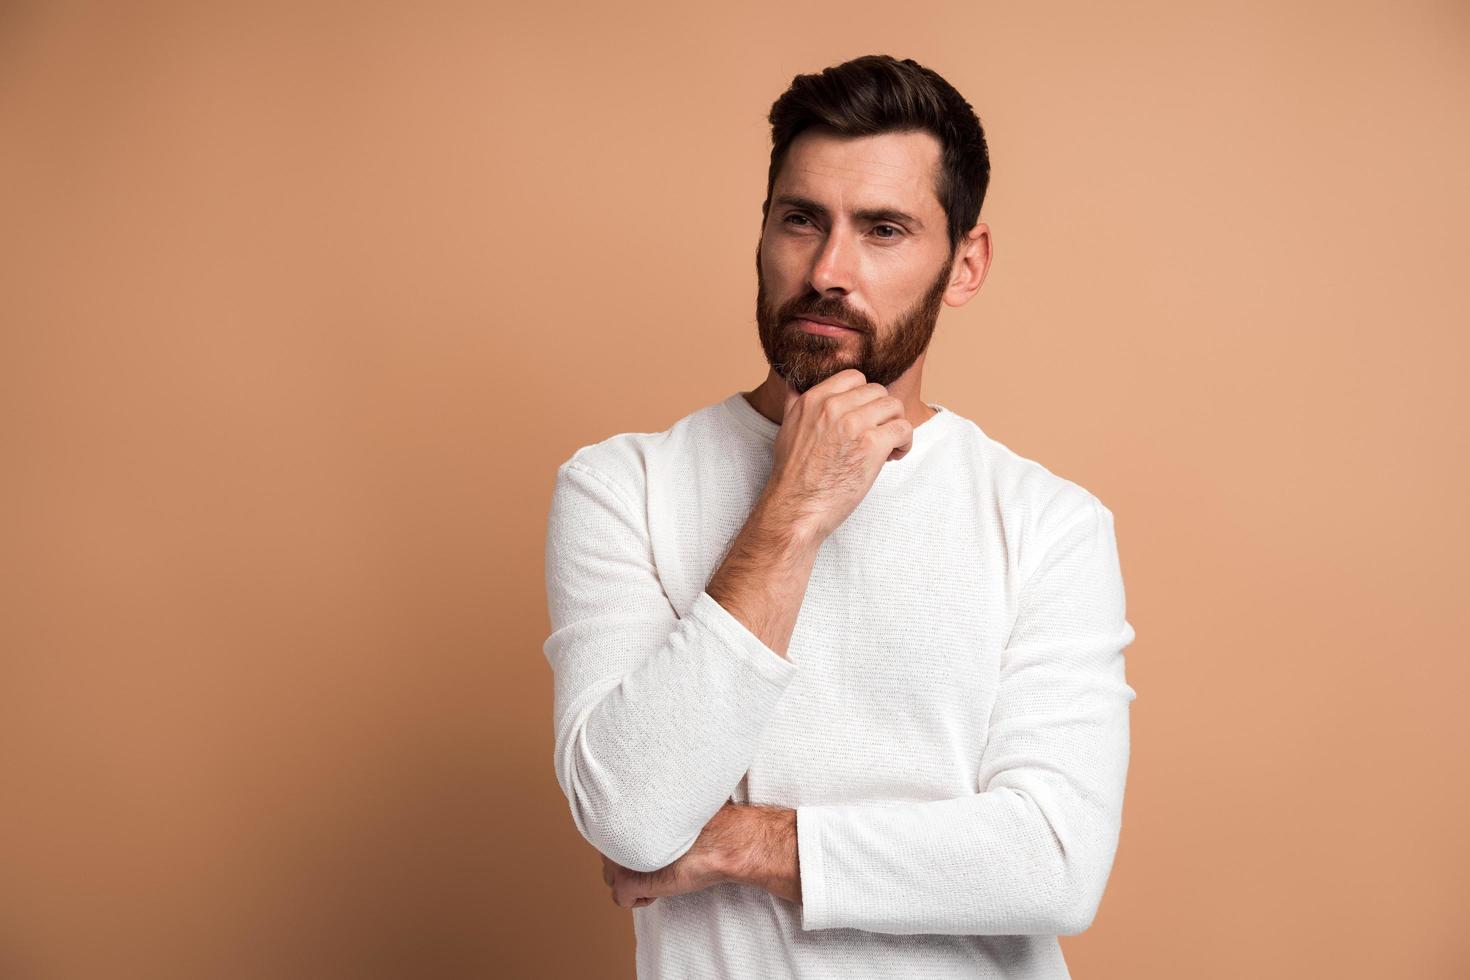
781 383 799 418
805 368 868 405
615 882 645 909
846 390 906 430
872 416 914 457
823 381 893 420
612 870 648 908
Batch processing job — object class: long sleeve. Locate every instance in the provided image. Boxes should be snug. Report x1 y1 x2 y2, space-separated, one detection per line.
543 458 800 873
794 494 1137 936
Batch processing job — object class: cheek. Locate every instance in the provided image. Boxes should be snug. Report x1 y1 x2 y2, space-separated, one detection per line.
759 244 803 294
874 264 931 306
871 260 916 290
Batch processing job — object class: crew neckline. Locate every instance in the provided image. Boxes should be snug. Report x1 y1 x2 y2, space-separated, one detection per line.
721 390 957 467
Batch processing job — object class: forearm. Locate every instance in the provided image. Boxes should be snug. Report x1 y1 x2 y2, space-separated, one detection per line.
794 789 1115 935
714 803 802 905
557 594 799 873
547 464 813 874
794 622 1136 936
705 490 822 660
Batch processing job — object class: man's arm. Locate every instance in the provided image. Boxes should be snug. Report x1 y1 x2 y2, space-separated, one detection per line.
704 489 821 660
547 372 911 876
713 803 802 904
728 494 1138 937
544 459 816 874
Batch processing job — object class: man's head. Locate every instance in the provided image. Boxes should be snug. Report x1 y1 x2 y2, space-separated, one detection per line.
755 55 992 393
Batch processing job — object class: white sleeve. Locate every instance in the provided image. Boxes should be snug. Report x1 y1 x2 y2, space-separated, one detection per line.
543 459 800 873
794 495 1137 936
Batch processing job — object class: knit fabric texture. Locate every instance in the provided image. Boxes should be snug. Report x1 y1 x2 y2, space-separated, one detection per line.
542 391 1137 979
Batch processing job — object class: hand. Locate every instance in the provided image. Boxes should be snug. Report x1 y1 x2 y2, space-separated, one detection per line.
765 369 914 542
599 805 739 909
601 855 661 909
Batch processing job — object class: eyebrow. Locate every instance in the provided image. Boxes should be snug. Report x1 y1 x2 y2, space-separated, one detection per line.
773 194 926 231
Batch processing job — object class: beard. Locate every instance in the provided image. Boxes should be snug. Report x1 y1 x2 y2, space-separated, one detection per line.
754 247 951 394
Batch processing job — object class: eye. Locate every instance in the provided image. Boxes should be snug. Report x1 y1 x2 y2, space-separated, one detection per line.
783 213 813 227
872 224 902 239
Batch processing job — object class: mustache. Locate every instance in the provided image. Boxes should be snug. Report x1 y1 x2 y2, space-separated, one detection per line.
779 300 872 334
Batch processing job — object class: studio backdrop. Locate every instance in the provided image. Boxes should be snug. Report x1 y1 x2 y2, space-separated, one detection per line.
2 2 1467 978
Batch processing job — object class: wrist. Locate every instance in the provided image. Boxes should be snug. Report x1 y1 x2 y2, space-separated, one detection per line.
712 804 800 902
752 489 824 556
707 803 755 885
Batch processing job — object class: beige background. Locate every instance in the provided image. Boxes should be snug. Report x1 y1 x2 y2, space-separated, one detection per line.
3 1 1467 977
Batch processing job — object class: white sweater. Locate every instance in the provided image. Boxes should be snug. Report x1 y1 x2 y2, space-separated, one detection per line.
542 391 1137 979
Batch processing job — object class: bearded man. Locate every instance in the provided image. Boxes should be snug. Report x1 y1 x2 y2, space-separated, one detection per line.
542 53 1137 980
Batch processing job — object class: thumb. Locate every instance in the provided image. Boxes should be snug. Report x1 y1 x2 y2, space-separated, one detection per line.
781 383 800 419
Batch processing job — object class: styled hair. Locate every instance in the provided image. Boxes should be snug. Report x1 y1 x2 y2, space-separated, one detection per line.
762 54 990 255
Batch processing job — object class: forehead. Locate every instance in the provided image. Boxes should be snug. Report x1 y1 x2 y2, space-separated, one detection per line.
773 127 944 215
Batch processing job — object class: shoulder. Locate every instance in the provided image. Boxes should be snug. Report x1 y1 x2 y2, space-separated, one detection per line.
551 397 731 510
944 410 1108 514
939 409 1115 574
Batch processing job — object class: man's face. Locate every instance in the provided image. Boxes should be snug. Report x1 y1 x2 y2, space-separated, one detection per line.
756 126 956 393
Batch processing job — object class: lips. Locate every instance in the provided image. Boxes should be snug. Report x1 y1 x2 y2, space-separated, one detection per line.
795 317 858 337
791 311 868 338
794 314 852 329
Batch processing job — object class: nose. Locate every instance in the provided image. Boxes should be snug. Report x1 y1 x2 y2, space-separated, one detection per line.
808 225 856 295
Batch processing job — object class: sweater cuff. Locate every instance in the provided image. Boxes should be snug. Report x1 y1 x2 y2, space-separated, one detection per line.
687 590 800 687
796 805 833 930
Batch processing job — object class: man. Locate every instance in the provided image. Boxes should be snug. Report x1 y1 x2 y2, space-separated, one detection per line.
542 54 1137 979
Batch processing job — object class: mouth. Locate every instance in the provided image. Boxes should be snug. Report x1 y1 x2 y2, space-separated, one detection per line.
793 316 859 337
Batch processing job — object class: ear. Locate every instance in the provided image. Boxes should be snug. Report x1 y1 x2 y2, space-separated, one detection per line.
943 223 992 308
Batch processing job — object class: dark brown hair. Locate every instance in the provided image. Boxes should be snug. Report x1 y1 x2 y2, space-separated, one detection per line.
762 54 991 256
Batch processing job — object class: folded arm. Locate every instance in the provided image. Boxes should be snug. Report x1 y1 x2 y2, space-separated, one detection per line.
543 459 808 873
790 494 1138 936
